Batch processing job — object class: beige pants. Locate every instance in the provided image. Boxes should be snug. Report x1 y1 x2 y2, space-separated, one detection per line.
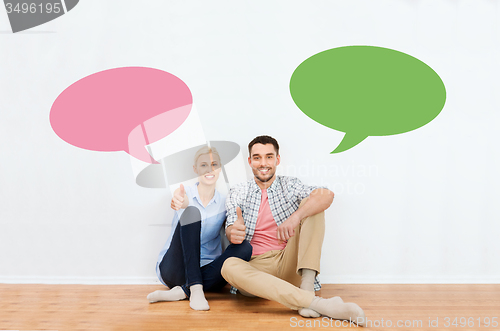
221 198 325 310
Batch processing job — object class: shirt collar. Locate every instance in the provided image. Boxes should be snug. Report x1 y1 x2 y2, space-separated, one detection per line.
250 175 280 193
250 179 260 193
193 182 219 206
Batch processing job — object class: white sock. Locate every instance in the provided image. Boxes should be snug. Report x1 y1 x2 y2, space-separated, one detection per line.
308 296 366 326
298 269 321 318
147 286 187 303
189 284 210 311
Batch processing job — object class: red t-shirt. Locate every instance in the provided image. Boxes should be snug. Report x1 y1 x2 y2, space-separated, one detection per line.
250 189 287 256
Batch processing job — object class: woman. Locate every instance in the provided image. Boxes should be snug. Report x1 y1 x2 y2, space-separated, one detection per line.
147 146 252 310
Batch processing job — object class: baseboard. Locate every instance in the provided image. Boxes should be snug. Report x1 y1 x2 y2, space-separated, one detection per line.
0 276 162 285
319 275 500 284
1 275 499 285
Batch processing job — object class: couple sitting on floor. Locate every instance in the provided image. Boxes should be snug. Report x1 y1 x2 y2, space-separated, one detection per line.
147 135 365 326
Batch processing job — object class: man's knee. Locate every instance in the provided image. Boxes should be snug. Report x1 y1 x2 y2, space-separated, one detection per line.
299 197 309 208
300 210 325 228
298 197 325 227
221 257 241 279
179 206 201 226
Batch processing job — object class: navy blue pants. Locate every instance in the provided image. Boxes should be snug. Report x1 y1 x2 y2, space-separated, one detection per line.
158 206 252 297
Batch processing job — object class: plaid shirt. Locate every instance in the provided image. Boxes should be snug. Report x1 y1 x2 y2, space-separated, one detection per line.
225 175 326 293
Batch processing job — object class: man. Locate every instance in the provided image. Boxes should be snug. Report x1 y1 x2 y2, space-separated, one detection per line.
222 135 365 326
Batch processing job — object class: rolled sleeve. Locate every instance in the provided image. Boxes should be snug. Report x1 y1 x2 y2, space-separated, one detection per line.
225 185 241 228
289 177 328 204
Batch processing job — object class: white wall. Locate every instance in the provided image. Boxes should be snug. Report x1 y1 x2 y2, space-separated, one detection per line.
1 0 499 284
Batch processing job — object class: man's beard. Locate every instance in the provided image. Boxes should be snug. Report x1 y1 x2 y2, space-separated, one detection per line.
254 168 275 183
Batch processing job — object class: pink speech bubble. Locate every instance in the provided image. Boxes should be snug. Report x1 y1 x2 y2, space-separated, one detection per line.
50 67 192 164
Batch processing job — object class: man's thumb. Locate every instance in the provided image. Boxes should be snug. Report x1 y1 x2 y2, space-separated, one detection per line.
179 184 185 195
235 207 244 225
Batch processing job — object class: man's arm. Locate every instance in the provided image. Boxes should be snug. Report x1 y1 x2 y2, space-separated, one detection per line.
225 185 246 244
277 188 334 242
291 188 334 223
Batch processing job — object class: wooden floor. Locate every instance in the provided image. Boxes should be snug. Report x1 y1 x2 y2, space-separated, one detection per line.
0 284 498 330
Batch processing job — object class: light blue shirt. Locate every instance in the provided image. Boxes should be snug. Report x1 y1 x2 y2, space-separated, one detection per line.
156 183 226 284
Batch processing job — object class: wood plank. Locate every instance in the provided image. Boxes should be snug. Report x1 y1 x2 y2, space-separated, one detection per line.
0 284 498 330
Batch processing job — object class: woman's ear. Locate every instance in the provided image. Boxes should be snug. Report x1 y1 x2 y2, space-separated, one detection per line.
193 164 198 175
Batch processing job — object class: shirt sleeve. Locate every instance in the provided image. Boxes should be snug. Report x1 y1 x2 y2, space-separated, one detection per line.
225 184 243 228
288 176 328 205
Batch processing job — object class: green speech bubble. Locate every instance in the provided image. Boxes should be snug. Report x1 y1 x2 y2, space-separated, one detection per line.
290 46 446 153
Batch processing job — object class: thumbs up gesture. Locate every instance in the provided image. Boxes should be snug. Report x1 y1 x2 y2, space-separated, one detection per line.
230 207 246 244
171 184 188 210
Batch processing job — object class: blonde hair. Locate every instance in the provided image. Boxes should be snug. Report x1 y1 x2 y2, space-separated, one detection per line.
193 145 221 166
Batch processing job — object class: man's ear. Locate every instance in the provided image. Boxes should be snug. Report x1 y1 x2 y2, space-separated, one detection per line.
276 154 281 166
248 156 252 167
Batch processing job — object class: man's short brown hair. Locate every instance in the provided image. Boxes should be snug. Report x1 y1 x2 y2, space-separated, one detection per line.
248 135 279 156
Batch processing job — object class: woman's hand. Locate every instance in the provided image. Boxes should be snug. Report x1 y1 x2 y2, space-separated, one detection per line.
171 184 189 210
